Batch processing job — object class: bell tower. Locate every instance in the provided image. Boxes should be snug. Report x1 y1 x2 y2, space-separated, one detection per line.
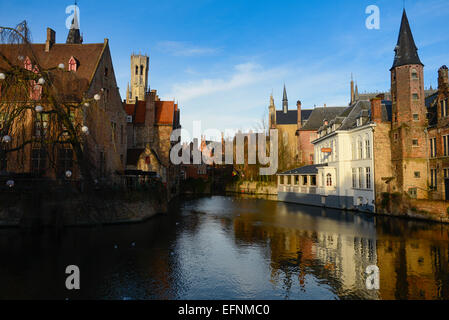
126 54 149 103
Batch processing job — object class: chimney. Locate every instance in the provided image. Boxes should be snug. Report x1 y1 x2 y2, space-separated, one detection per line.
45 28 55 52
438 65 448 89
297 100 302 129
371 98 382 123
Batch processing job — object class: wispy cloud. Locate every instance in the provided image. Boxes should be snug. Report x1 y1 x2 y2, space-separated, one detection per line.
156 41 219 57
169 62 288 102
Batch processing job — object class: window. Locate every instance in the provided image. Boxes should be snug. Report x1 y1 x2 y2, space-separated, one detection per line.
140 65 144 75
413 114 419 121
31 148 47 174
34 114 49 137
394 133 399 141
326 173 332 187
352 142 356 160
365 139 371 159
411 69 418 80
99 151 106 178
412 139 419 147
412 93 419 101
0 149 6 171
444 135 449 157
352 168 357 189
444 168 449 179
295 176 300 185
311 176 317 186
358 140 363 159
409 188 417 199
358 168 364 189
302 176 308 186
366 167 371 189
68 56 78 72
441 99 448 118
135 66 138 75
104 67 109 77
127 115 133 123
57 148 73 177
430 138 437 158
414 172 421 178
430 169 438 190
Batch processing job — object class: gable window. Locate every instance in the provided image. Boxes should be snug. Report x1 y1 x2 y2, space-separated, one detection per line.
430 138 437 157
68 56 78 72
326 173 332 187
104 67 109 77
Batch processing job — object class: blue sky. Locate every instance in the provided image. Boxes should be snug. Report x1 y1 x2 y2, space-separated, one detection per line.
1 0 449 140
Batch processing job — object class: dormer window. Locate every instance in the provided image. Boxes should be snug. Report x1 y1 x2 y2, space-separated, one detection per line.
68 56 78 72
24 56 32 71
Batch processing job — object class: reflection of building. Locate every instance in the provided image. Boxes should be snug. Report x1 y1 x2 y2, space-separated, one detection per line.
376 222 449 300
232 203 378 299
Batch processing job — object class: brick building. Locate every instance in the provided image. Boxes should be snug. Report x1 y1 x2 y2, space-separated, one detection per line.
0 20 127 183
123 54 181 190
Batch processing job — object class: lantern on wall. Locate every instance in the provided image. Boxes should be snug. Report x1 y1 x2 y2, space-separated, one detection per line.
58 63 65 70
84 102 90 107
38 77 45 85
65 170 72 178
94 94 101 101
35 105 43 113
0 73 5 80
81 126 89 134
6 180 14 188
2 135 11 143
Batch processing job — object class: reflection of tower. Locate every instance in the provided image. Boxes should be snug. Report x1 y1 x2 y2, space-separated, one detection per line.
126 54 149 103
282 84 288 113
268 94 276 129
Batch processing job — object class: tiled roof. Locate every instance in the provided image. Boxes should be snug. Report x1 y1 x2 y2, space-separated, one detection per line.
124 100 146 124
0 43 105 91
279 164 328 175
155 101 175 125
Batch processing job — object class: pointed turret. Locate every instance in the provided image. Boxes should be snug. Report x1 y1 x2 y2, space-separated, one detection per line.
350 74 355 104
391 9 423 70
282 84 288 113
66 6 83 44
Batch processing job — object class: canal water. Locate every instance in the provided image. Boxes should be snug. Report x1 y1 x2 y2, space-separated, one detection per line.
0 195 448 300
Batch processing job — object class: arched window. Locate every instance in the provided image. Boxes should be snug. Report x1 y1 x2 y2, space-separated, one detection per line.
140 65 144 75
68 56 78 72
326 173 332 186
135 66 139 75
365 138 371 159
358 139 363 159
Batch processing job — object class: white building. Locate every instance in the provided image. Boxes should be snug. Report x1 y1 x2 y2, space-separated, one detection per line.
278 100 391 212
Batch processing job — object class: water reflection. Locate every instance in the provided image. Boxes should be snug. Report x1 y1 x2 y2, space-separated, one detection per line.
0 195 448 300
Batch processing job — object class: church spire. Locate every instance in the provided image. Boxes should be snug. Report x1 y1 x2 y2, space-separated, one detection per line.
66 3 83 44
391 9 422 70
282 84 288 113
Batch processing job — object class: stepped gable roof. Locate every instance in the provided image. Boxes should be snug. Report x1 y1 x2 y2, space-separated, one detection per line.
300 107 347 131
278 164 328 175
